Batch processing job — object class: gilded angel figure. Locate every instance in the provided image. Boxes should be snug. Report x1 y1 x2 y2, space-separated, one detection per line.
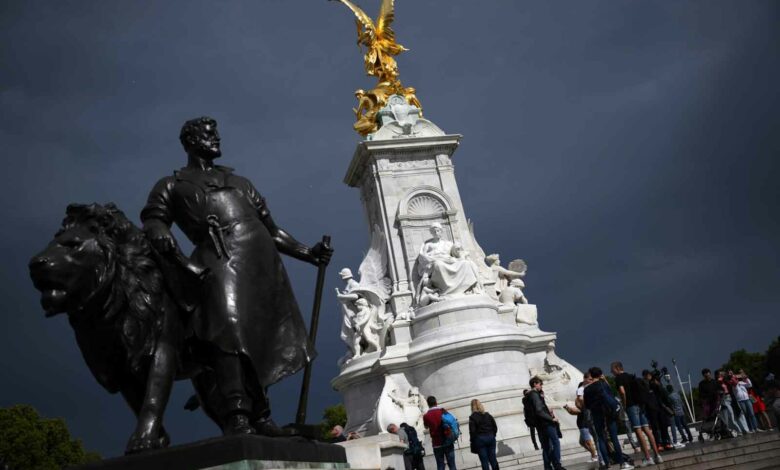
332 0 423 136
332 0 407 82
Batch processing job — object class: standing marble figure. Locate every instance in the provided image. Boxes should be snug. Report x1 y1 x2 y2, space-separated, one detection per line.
141 116 333 435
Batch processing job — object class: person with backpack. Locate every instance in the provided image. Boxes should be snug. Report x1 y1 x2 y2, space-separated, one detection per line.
399 423 426 470
521 390 540 450
423 396 458 470
389 423 426 470
388 423 413 470
611 361 663 467
583 367 633 470
468 399 499 470
527 377 566 470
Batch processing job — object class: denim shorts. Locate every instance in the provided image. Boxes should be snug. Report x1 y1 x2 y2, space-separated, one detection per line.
627 405 649 429
579 427 593 442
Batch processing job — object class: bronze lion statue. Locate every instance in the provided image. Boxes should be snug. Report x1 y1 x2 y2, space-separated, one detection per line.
28 203 245 453
29 203 182 453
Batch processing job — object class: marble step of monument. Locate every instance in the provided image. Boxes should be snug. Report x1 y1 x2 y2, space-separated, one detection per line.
563 431 780 470
460 431 777 470
460 444 594 470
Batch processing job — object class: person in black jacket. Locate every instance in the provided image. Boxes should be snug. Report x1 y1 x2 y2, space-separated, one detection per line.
469 399 499 470
521 390 539 450
584 367 633 470
527 377 566 470
649 371 674 450
642 370 671 451
698 369 720 419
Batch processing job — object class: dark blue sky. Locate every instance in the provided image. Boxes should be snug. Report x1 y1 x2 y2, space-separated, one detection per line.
2 0 778 457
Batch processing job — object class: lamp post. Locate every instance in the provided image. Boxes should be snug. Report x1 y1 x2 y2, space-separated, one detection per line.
672 359 696 422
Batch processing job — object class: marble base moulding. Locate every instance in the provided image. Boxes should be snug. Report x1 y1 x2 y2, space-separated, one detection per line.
337 434 407 470
70 435 348 470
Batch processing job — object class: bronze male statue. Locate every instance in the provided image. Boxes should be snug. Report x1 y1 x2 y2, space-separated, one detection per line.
141 116 332 436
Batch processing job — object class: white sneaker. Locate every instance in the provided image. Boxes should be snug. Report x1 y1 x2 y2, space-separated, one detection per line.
640 459 653 467
591 456 600 462
653 455 664 464
673 442 686 449
620 463 635 470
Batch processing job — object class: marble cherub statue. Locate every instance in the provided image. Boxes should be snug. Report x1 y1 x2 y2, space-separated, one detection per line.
336 268 360 364
336 225 392 363
499 278 536 326
485 254 526 300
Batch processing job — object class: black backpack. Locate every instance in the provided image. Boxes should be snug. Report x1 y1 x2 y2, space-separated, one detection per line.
400 423 424 456
597 380 622 419
634 376 655 410
522 394 536 427
636 378 661 411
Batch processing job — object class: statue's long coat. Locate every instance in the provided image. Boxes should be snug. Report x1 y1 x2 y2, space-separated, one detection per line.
141 165 313 388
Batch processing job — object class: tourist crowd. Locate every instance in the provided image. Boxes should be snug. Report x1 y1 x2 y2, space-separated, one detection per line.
333 364 779 470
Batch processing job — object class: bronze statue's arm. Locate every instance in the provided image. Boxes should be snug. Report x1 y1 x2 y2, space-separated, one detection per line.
247 179 332 266
261 212 327 266
141 177 177 254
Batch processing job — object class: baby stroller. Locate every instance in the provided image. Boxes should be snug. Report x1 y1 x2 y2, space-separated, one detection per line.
698 395 733 441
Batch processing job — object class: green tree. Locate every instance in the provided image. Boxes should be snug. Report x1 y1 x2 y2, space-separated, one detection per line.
0 405 100 470
319 404 348 440
721 348 767 389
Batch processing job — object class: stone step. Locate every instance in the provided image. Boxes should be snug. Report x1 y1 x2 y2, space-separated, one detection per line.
460 431 779 470
562 432 780 470
460 435 632 470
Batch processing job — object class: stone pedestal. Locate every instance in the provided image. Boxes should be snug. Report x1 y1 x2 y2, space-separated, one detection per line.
72 435 348 470
337 434 407 470
331 105 583 466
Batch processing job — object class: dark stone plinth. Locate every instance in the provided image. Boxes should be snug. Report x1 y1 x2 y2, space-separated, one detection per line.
72 435 347 470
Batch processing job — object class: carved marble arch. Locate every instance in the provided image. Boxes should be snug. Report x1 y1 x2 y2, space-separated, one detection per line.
397 187 459 282
397 186 456 221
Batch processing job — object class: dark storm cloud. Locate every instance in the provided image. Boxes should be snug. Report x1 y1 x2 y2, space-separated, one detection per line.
2 0 778 456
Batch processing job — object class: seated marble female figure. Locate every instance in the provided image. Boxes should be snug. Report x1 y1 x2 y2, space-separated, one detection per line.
415 223 482 304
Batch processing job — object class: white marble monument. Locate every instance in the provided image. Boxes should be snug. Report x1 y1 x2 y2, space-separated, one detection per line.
332 98 583 468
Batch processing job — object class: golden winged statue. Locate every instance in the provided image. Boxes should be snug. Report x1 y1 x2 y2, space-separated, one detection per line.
331 0 422 136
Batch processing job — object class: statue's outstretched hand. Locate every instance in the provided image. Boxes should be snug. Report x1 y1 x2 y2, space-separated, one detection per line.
146 222 176 254
311 241 334 266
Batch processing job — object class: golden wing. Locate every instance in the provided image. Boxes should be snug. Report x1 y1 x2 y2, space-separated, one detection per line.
332 0 375 32
375 0 396 41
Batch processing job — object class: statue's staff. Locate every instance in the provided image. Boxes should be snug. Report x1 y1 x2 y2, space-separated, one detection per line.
296 235 332 425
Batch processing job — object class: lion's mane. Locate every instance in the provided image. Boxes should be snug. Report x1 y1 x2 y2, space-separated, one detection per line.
63 203 166 373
